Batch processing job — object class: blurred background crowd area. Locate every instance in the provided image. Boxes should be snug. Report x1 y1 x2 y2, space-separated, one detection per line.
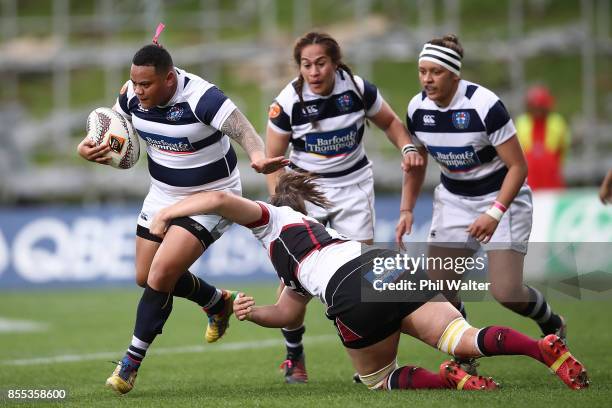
0 0 610 203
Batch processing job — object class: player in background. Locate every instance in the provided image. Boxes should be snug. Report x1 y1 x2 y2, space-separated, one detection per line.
397 34 566 374
265 31 423 383
148 172 589 392
77 36 287 394
515 85 571 191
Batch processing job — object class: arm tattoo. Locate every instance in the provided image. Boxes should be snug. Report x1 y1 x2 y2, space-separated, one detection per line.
220 108 265 157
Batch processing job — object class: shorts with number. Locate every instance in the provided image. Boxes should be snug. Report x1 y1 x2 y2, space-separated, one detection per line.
305 177 375 241
428 184 532 253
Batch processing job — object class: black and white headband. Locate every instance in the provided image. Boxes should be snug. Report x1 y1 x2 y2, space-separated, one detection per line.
418 43 462 76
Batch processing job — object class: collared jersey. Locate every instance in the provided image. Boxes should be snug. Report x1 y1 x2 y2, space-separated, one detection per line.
116 67 240 194
249 202 359 303
268 69 383 187
406 79 516 182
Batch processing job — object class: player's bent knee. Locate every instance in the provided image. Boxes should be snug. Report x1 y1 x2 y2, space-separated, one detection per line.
436 317 473 356
147 260 181 289
358 359 398 390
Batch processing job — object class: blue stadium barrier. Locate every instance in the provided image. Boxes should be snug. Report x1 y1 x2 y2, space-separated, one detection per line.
0 195 433 289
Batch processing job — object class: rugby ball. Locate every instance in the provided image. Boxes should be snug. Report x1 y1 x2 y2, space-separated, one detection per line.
86 107 140 169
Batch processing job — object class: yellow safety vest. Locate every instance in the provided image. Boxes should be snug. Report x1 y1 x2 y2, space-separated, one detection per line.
515 112 571 161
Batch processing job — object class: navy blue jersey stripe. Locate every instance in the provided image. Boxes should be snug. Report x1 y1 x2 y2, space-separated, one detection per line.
118 92 129 114
291 90 365 126
289 155 369 178
421 90 427 100
128 96 139 112
465 84 478 99
411 109 485 133
362 79 378 111
406 112 415 134
191 130 223 150
484 100 511 135
147 146 237 187
441 166 508 196
269 101 291 131
184 76 190 87
130 102 199 125
195 86 228 125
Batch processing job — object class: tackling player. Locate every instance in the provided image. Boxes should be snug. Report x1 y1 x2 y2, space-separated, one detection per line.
149 172 589 392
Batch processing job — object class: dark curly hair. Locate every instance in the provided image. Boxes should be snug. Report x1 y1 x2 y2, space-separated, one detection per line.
132 44 173 74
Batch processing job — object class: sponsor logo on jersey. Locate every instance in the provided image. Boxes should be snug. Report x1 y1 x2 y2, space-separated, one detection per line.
452 111 470 130
427 145 481 172
423 114 436 126
108 134 126 153
166 106 184 122
302 104 319 117
268 102 281 119
335 94 353 112
141 133 195 153
304 124 359 157
139 211 149 221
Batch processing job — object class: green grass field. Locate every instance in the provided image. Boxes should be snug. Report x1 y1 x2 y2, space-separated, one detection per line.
0 285 610 407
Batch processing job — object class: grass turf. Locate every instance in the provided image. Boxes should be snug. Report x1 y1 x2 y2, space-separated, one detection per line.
0 285 610 407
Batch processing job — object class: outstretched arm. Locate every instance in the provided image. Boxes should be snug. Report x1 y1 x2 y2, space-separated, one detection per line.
220 109 289 174
369 101 424 172
149 191 263 238
265 127 291 195
234 287 310 328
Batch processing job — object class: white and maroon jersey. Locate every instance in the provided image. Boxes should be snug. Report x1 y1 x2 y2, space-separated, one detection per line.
248 202 361 301
406 79 517 196
115 68 240 194
268 69 383 187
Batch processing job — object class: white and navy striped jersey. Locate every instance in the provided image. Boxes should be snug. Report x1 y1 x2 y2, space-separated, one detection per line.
268 69 383 187
248 202 357 302
406 80 517 196
115 68 240 194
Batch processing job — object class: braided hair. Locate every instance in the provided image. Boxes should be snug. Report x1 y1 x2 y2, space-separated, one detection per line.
292 32 368 128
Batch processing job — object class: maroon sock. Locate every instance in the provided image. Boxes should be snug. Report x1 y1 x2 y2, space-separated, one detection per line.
477 326 544 363
386 366 448 390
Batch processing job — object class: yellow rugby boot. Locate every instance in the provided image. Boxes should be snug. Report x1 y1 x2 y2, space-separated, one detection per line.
205 290 238 343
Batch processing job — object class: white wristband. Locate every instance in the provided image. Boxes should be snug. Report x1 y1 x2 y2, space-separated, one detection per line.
401 144 417 156
485 206 504 222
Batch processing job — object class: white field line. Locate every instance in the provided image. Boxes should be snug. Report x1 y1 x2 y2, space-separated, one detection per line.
1 335 336 366
0 318 48 333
